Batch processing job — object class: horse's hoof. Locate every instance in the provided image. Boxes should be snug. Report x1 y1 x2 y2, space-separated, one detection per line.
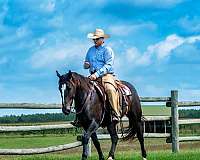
107 157 114 160
99 156 105 160
81 156 87 160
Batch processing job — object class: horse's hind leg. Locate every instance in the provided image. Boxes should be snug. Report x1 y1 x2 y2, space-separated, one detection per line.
136 121 147 160
91 132 105 160
107 122 118 160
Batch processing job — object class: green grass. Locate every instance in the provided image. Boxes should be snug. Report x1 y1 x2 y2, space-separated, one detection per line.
0 121 69 126
0 135 199 160
0 134 76 149
142 105 170 116
1 150 200 160
0 134 199 160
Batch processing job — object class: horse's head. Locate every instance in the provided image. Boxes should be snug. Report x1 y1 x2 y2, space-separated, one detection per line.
56 70 76 115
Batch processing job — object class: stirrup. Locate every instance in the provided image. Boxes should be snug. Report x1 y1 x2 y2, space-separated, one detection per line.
112 116 119 123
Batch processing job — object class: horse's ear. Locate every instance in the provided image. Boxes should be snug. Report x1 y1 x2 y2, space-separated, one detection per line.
56 70 61 78
68 70 72 79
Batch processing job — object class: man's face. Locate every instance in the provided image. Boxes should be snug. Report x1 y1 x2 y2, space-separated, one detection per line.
93 38 104 47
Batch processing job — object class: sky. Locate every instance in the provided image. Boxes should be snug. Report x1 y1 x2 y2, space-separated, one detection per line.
1 0 200 115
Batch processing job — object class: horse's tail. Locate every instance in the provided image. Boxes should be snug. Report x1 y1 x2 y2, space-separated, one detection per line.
121 81 142 141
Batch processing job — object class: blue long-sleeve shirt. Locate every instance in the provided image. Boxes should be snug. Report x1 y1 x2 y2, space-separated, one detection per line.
85 45 115 78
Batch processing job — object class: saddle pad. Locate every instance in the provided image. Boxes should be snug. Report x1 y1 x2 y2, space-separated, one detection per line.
121 85 132 96
115 80 132 96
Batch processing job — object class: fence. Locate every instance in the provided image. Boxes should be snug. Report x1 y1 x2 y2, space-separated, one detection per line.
171 90 200 152
0 90 199 155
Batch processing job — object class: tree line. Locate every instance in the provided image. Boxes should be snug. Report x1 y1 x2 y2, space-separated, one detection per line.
179 109 200 118
0 113 75 124
0 109 199 124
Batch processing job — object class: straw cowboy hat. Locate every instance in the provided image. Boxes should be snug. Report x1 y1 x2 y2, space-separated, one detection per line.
87 28 110 39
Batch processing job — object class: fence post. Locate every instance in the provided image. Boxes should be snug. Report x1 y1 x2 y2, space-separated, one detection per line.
171 90 179 153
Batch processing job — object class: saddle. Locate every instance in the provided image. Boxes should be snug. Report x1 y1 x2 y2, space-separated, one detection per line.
115 80 132 115
92 78 131 116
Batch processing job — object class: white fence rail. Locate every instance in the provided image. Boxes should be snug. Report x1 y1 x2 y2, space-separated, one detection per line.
0 142 82 155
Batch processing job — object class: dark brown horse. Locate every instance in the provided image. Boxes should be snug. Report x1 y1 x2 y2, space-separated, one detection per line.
56 70 147 160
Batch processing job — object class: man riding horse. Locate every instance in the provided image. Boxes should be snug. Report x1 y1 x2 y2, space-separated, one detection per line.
56 29 147 159
72 28 123 126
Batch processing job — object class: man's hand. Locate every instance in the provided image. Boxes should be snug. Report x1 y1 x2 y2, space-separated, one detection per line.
88 74 97 80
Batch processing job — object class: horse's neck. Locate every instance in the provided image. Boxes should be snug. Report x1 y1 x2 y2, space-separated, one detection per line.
74 81 90 108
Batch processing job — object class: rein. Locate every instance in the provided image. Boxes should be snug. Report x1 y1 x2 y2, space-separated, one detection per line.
75 91 92 115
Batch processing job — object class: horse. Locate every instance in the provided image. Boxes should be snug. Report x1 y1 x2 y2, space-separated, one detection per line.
56 70 147 160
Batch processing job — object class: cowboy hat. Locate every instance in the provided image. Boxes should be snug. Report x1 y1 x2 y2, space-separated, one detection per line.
87 28 110 39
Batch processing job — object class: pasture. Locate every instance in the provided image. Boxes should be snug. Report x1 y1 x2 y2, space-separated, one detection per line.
0 132 199 160
0 136 199 160
1 151 200 160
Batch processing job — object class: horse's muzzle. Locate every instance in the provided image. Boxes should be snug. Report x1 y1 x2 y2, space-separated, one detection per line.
62 106 71 115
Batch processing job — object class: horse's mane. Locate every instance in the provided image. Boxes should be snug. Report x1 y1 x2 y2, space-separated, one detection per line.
61 72 92 89
72 72 90 82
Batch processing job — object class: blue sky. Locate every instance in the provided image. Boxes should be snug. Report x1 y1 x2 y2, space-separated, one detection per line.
1 0 200 115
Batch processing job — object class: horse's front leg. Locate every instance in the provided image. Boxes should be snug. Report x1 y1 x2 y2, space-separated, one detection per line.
107 122 118 160
82 131 90 160
82 120 99 160
91 132 104 160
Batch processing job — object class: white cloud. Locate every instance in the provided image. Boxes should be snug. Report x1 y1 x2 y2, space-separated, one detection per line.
115 34 200 69
109 22 157 36
142 34 200 64
38 38 46 46
29 40 89 69
185 35 200 43
146 34 200 62
47 15 64 28
146 34 184 60
178 16 200 33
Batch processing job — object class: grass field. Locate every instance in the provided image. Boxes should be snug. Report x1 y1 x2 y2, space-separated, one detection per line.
0 134 76 149
1 150 200 160
142 105 170 116
0 133 200 160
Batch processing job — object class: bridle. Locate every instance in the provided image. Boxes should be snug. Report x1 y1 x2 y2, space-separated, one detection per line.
58 79 75 114
58 82 65 110
59 77 88 115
